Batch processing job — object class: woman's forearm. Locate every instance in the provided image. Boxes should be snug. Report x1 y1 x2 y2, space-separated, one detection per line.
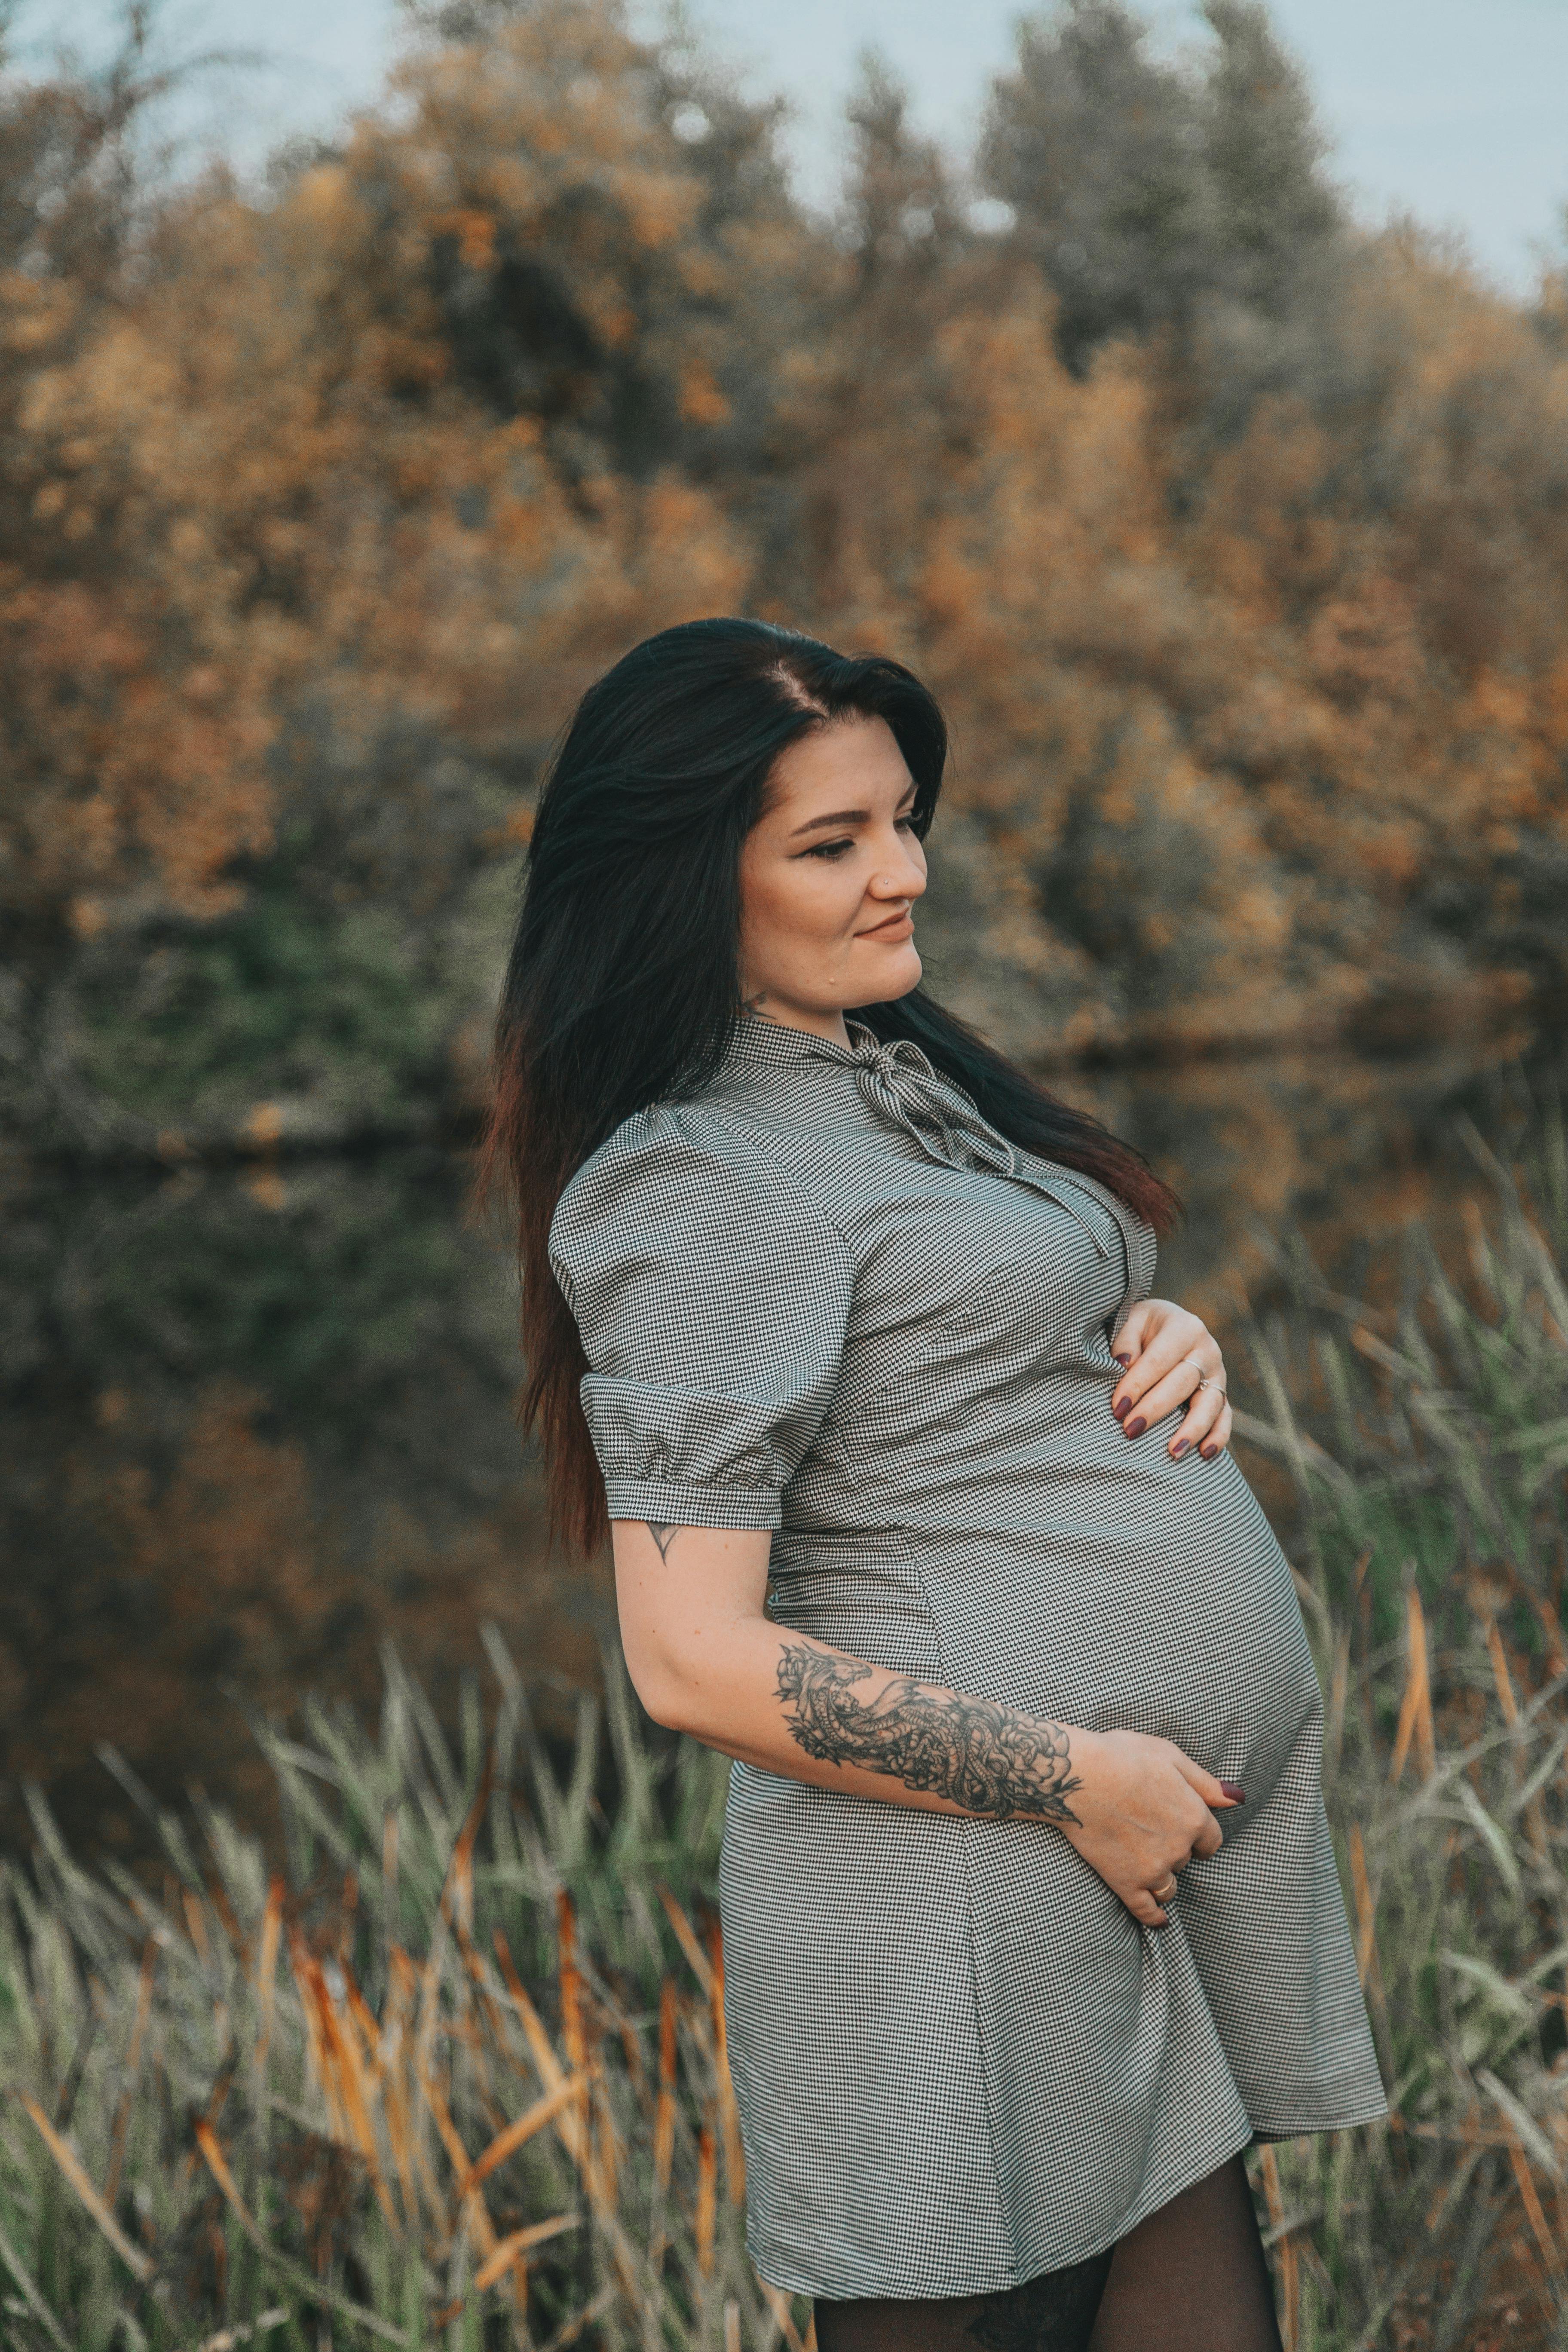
614 1517 1236 1926
771 1637 1082 1818
613 1519 1082 1822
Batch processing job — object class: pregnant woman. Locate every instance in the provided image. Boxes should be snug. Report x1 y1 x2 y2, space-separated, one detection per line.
485 619 1385 2351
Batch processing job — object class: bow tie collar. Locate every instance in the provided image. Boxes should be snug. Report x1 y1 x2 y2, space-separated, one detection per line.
813 1029 1019 1179
720 1013 1121 1261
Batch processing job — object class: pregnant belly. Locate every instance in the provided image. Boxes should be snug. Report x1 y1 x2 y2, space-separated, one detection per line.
777 1433 1321 1803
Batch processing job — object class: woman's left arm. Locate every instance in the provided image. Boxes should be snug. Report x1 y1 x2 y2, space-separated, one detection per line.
1111 1299 1233 1463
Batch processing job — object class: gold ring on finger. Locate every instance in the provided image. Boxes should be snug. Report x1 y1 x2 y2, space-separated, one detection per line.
1153 1878 1178 1904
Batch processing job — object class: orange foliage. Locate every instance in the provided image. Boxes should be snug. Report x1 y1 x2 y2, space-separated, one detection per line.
0 3 757 972
779 219 1568 1056
8 1 1566 1067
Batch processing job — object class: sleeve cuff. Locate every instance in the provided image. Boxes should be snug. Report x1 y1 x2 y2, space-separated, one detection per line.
603 1479 782 1531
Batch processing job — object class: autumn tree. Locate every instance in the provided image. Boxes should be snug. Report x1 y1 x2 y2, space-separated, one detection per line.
7 0 1568 1136
977 0 1341 377
775 20 1568 1064
2 0 805 1154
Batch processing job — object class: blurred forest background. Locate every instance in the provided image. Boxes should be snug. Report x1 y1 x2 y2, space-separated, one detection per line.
3 0 1567 1854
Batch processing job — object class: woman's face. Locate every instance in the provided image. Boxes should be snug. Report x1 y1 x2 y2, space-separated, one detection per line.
738 714 928 1041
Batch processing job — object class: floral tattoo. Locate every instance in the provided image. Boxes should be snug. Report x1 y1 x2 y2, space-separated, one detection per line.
775 1642 1081 1823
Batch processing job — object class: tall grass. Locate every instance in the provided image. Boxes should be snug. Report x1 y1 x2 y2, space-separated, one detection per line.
1235 1116 1568 2348
2 1115 1567 2350
0 1641 750 2352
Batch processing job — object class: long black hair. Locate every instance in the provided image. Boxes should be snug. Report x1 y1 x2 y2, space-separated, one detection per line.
482 617 1179 1553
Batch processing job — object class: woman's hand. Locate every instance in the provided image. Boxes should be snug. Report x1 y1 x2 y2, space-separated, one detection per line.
1061 1729 1243 1927
1111 1297 1231 1462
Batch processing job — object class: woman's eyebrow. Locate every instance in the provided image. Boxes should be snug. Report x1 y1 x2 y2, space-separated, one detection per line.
789 793 917 839
790 807 868 837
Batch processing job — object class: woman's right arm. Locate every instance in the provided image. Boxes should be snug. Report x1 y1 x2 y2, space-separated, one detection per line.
614 1518 1240 1930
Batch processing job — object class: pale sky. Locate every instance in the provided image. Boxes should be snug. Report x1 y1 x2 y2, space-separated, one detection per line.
21 0 1568 295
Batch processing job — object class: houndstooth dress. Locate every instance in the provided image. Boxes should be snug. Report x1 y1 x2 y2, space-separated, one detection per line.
549 1013 1386 2300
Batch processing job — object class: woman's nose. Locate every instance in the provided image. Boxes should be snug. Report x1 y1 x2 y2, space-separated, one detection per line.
871 845 927 897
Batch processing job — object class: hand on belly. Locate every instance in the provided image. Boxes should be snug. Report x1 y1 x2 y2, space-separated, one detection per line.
1058 1726 1245 1930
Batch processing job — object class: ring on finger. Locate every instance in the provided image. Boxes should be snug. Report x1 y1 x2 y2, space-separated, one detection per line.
1153 1877 1179 1905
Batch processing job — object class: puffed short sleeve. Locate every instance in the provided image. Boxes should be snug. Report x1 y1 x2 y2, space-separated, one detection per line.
548 1111 858 1529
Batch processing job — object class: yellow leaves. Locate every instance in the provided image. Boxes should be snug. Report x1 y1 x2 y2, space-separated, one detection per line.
793 190 1568 1046
677 249 728 302
1306 578 1422 709
0 45 751 932
1534 652 1568 758
68 895 107 939
591 299 637 352
1022 696 1298 1045
6 0 1564 1066
430 208 498 271
168 517 208 566
295 163 352 227
368 327 450 398
22 317 174 455
678 361 730 427
2 305 67 356
622 478 747 619
463 153 547 227
620 167 702 254
242 1104 285 1152
387 3 703 267
1389 1586 1437 1786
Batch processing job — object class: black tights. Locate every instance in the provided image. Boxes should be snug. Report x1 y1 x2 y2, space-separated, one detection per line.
812 2157 1283 2352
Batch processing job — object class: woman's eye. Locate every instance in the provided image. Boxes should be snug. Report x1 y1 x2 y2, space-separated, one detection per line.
798 814 916 860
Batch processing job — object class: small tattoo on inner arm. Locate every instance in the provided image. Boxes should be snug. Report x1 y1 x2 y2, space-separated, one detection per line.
774 1643 1081 1824
645 1523 680 1563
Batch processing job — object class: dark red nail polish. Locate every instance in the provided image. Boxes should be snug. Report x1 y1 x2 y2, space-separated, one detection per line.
1200 1442 1218 1460
1126 1416 1146 1439
1113 1354 1131 1369
1220 1782 1246 1803
1112 1395 1130 1420
1172 1438 1189 1458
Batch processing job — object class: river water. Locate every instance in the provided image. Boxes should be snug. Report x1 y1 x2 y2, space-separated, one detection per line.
3 1025 1556 1863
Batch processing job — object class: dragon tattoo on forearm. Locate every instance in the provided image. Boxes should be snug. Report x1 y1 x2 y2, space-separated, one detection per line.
774 1642 1082 1823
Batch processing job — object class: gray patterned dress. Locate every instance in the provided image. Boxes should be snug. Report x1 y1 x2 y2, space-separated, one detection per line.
549 1014 1385 2300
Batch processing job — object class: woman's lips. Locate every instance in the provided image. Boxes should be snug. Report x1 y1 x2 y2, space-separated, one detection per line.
858 911 914 941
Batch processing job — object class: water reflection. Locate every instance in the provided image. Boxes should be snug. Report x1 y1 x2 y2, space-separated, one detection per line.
2 1146 600 1862
1080 1038 1552 1310
2 1033 1554 1860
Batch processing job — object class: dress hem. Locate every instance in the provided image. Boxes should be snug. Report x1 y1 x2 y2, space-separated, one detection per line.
747 2091 1388 2303
1248 2094 1390 2141
749 2116 1259 2305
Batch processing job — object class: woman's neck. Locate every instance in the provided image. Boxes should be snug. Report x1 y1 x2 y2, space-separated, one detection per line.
745 997 852 1047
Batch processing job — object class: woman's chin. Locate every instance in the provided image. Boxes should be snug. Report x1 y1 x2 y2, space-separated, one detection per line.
847 944 922 1008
